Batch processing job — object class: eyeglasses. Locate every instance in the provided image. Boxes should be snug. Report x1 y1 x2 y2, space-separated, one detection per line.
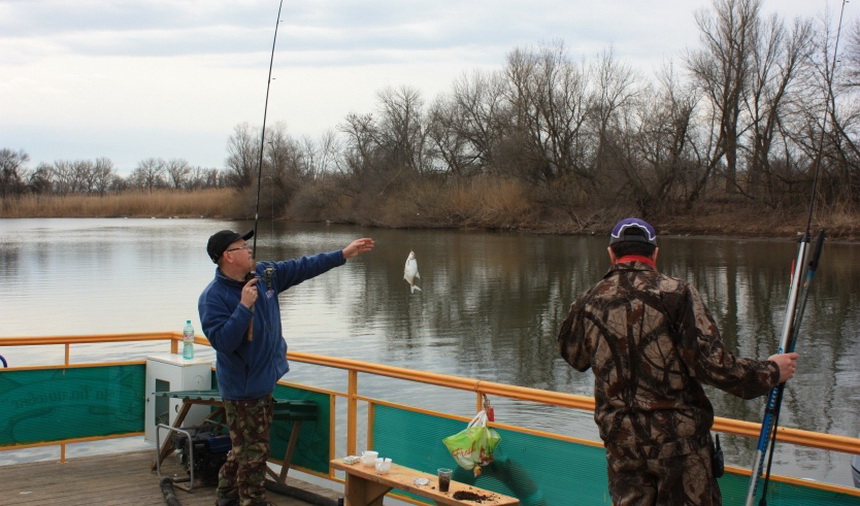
225 245 253 253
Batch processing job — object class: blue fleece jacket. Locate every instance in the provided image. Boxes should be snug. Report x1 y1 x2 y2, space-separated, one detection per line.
198 251 345 400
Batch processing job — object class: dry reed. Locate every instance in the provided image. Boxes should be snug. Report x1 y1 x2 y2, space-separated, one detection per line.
3 183 857 240
0 189 242 218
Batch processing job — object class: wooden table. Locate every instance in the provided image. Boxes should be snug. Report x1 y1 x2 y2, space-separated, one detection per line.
331 458 520 506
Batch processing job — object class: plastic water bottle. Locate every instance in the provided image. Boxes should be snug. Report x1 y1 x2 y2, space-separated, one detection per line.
182 320 195 360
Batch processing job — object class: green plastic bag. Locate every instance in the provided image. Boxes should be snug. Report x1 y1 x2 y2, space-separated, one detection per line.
442 410 501 476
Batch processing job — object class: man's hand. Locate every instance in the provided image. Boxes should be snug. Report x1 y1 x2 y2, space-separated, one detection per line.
768 352 799 383
240 276 259 309
343 238 375 259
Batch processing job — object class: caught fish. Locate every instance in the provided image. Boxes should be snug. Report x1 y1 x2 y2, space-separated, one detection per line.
404 250 422 293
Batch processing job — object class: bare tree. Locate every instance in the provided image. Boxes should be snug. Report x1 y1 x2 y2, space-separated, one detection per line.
844 19 860 89
0 148 29 202
587 47 640 196
51 160 76 195
376 85 429 176
201 168 224 189
28 162 52 195
261 123 305 215
165 158 191 190
75 160 97 194
108 173 127 193
427 69 511 177
621 65 700 215
805 9 860 206
742 16 814 206
92 157 116 196
686 0 761 201
339 112 381 178
129 158 166 192
297 136 320 180
225 123 259 189
426 95 475 177
186 166 214 190
504 41 592 184
315 129 342 176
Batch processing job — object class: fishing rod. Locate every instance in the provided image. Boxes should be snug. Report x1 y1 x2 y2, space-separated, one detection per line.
744 2 846 504
246 0 284 343
743 231 812 506
252 0 284 255
753 229 825 506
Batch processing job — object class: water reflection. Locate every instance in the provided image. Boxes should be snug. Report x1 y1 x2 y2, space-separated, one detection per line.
0 219 858 486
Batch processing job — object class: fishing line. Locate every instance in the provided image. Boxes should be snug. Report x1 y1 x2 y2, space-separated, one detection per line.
252 0 284 255
746 2 846 504
803 0 847 236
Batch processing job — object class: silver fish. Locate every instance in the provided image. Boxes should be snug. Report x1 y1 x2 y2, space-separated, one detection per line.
403 250 421 293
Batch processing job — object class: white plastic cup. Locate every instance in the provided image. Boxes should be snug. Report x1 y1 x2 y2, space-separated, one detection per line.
375 457 392 474
360 450 378 467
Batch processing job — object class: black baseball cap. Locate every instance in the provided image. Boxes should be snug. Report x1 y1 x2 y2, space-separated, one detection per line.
207 229 254 263
609 217 657 245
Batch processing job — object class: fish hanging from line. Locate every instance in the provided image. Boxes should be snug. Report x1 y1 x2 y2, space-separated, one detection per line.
404 250 422 293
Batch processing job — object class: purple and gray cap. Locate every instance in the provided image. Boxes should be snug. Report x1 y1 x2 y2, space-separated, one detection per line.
609 217 656 245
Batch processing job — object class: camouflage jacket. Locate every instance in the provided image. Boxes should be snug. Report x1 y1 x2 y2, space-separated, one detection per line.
558 259 779 459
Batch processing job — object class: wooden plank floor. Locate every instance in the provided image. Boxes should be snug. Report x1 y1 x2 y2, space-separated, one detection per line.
0 450 342 506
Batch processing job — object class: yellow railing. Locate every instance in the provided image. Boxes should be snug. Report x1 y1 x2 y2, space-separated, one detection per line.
287 350 860 456
0 332 186 365
2 332 860 491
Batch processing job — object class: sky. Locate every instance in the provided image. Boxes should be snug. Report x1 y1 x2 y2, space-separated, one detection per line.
0 0 849 175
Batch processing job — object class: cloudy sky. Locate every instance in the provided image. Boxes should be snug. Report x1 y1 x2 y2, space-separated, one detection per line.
0 0 846 173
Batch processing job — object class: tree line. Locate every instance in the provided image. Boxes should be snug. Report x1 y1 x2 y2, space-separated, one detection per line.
0 152 227 198
3 0 859 224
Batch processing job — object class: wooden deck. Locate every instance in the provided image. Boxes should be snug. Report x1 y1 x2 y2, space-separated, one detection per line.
0 450 342 506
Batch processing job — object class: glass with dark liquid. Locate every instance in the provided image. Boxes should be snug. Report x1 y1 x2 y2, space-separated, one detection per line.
437 468 452 492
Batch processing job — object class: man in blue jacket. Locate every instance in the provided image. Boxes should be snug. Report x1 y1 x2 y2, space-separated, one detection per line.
199 229 374 506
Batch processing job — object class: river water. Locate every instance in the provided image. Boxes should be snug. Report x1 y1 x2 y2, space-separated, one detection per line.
1 218 858 487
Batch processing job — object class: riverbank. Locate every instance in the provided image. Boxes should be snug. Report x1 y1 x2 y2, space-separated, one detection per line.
1 188 857 241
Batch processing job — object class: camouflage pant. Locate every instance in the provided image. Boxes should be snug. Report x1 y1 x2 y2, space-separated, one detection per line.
216 395 273 506
606 443 721 506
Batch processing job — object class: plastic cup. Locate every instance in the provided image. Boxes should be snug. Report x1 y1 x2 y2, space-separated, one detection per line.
375 457 392 474
437 468 452 492
360 450 378 467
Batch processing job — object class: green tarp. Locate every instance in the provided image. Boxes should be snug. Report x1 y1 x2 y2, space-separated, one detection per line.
0 365 145 445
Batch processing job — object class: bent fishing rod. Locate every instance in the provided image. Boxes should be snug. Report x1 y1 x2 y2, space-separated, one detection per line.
252 0 284 255
744 2 847 504
247 0 284 342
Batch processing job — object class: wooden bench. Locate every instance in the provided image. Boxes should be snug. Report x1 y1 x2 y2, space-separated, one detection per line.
154 389 317 490
331 457 520 506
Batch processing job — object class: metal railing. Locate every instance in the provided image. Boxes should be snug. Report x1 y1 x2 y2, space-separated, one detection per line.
2 332 859 498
